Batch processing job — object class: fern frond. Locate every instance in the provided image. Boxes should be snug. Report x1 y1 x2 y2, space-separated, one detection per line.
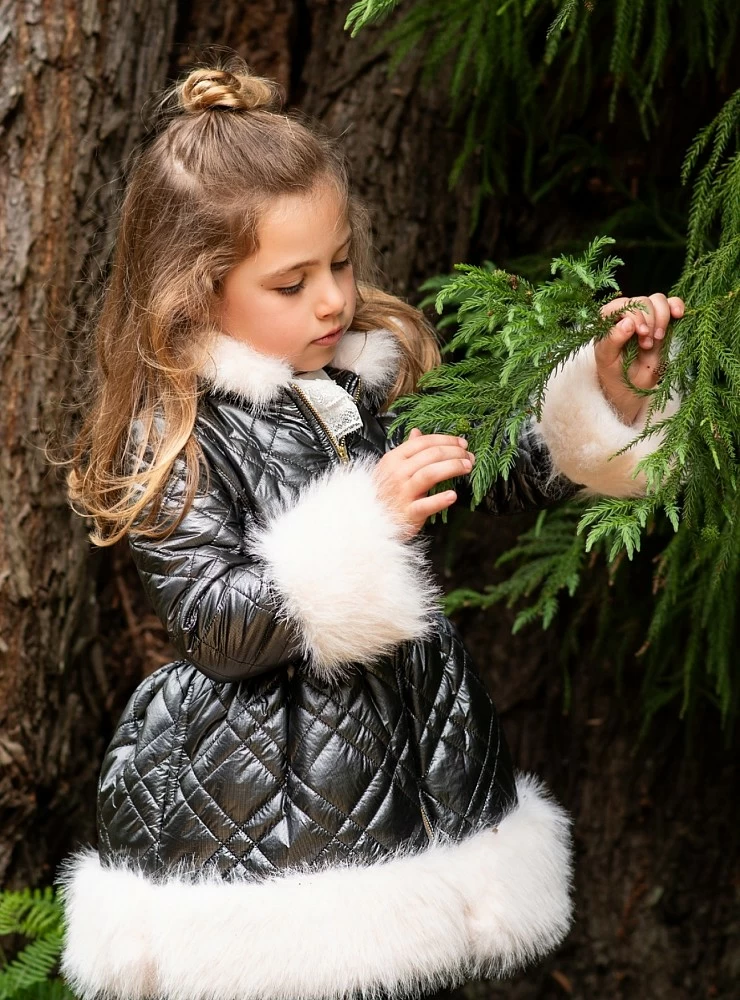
0 887 70 1000
0 934 64 1000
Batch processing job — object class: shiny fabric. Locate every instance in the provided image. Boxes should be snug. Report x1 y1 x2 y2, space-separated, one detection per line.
98 367 576 878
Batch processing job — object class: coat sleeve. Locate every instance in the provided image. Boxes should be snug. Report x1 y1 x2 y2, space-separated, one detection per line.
129 432 441 684
128 435 302 683
472 344 681 515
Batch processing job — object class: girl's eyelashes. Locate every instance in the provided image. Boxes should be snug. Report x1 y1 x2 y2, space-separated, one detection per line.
275 259 351 297
277 280 305 296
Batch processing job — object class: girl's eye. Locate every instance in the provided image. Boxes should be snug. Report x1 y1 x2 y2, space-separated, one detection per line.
277 280 305 296
275 259 350 296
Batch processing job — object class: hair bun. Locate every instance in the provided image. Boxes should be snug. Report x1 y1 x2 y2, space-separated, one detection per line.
179 67 281 114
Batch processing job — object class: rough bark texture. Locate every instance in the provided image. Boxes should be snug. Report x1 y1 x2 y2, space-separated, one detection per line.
0 0 177 886
2 1 737 998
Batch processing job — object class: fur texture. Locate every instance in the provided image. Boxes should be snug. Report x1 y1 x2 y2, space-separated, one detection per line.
250 461 439 679
57 775 573 1000
198 332 294 410
198 329 401 408
331 328 401 398
534 344 680 497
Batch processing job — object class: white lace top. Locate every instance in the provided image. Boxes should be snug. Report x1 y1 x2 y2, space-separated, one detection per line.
291 369 363 443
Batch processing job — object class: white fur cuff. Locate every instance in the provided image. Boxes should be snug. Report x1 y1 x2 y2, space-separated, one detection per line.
251 463 439 679
57 774 573 1000
534 345 680 497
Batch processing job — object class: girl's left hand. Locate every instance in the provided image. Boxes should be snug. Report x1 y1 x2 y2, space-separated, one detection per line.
595 293 685 425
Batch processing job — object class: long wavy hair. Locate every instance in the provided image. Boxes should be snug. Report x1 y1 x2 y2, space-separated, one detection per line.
67 61 441 546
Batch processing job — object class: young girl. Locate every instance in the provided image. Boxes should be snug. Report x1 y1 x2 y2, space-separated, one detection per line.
58 64 683 1000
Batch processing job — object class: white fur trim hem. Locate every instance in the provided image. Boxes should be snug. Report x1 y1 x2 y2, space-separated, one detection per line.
250 462 439 680
533 345 680 497
57 774 573 1000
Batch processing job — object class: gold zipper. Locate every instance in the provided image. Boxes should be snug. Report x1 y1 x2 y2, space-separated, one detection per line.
289 375 363 465
419 797 434 841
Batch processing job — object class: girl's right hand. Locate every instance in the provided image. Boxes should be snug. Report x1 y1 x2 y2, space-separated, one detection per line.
373 428 475 538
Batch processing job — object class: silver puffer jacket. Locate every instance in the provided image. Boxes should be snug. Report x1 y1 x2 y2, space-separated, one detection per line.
60 329 656 1000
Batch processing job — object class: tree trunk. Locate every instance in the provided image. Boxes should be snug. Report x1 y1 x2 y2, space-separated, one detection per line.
0 0 177 886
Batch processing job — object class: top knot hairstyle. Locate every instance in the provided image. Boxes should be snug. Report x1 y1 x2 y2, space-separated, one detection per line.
178 67 281 113
67 57 440 545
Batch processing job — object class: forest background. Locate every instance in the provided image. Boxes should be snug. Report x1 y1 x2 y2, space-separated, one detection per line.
1 0 739 998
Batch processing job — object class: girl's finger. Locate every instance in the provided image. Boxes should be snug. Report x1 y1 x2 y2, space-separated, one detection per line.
595 315 636 366
648 293 671 341
667 296 685 319
409 427 423 440
404 444 474 477
625 296 654 337
410 458 474 494
409 491 458 521
398 432 468 457
600 296 630 318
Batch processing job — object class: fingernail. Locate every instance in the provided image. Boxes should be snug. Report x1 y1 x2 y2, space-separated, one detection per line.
644 337 653 349
655 328 664 339
462 459 472 470
468 452 476 463
458 438 468 447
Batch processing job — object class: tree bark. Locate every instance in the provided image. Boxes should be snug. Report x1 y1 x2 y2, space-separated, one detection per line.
0 0 177 886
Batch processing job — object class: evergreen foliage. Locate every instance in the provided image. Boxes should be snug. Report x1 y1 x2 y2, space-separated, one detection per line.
345 0 740 210
0 889 72 1000
388 84 740 726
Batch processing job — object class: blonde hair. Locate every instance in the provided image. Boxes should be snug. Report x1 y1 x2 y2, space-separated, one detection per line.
67 60 441 546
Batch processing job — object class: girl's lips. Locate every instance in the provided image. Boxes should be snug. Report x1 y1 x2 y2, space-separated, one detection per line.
312 328 343 346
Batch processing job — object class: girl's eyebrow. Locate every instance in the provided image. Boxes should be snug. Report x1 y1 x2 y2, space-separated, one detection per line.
263 232 352 281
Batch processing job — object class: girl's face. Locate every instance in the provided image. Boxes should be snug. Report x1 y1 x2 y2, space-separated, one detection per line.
220 182 357 373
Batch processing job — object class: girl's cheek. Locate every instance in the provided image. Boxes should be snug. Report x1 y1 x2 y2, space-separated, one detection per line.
345 276 358 315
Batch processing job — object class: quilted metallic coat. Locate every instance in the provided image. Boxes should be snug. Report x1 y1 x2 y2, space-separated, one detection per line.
59 329 658 1000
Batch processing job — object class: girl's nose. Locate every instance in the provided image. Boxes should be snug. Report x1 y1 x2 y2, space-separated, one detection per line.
316 273 346 317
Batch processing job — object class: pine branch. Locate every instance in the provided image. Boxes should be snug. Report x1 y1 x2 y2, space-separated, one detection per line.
346 1 740 199
402 87 740 728
444 507 587 631
345 0 399 36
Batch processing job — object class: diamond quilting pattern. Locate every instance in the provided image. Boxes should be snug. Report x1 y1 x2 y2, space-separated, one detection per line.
401 619 517 834
101 380 528 879
100 655 427 876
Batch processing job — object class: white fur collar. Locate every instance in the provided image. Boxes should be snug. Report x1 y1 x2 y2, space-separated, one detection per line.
198 329 401 409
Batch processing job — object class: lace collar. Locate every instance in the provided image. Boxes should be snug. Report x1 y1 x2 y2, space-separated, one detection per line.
290 369 363 441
